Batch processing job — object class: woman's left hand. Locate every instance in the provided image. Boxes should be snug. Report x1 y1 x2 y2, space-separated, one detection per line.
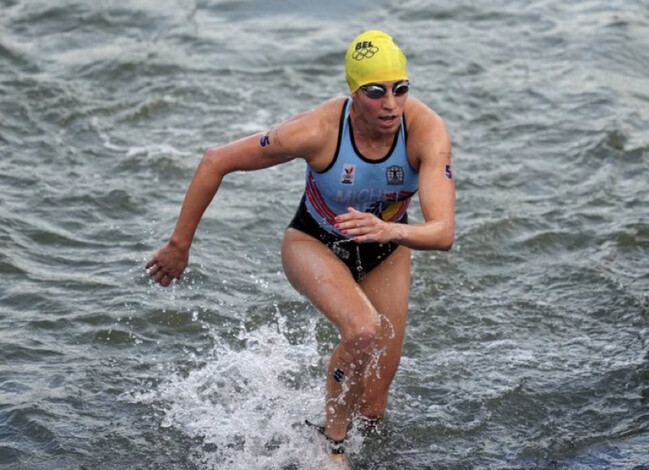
334 207 401 244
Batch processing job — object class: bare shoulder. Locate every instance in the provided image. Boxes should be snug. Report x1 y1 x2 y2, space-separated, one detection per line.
290 96 346 133
277 96 344 127
270 96 347 164
404 98 449 141
316 95 349 115
262 97 345 166
404 98 451 166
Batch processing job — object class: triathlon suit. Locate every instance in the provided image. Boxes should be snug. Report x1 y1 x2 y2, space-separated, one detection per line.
288 97 419 282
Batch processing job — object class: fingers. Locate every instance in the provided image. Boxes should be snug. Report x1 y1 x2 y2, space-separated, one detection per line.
152 268 177 287
334 207 362 224
146 259 161 276
334 207 395 243
159 274 174 287
145 256 178 287
335 207 368 230
335 208 377 234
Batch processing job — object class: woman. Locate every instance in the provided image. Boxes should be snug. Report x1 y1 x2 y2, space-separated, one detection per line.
146 30 455 455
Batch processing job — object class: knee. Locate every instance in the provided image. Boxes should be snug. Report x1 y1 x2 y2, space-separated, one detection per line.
360 386 389 419
360 403 387 422
342 321 380 365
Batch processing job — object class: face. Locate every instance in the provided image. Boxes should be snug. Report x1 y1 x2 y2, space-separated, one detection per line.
352 80 410 134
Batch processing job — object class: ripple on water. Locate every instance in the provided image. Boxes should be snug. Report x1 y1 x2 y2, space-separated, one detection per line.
90 328 160 349
0 405 73 466
113 144 193 182
0 0 647 468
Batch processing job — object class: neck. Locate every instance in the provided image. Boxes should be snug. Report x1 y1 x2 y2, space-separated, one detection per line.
349 99 399 144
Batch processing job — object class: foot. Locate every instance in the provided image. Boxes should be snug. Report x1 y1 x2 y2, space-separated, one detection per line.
329 452 351 469
305 420 346 455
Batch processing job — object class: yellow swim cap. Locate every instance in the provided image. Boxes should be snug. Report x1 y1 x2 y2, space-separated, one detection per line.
345 30 408 94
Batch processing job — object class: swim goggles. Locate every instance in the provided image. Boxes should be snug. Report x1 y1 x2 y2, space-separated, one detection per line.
360 80 410 99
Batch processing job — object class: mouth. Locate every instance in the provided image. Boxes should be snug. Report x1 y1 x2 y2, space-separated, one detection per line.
379 115 397 125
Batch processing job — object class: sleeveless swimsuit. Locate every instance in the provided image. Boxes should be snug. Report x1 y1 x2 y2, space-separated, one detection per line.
288 98 419 281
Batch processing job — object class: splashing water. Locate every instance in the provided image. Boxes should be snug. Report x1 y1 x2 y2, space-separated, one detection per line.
129 319 360 469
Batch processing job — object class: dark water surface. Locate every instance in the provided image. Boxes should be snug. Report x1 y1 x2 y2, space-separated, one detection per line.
1 0 648 468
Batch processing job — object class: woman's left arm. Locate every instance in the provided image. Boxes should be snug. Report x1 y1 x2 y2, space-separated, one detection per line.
393 108 455 250
336 104 455 250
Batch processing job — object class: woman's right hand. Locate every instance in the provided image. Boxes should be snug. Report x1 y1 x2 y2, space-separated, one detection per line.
145 241 189 287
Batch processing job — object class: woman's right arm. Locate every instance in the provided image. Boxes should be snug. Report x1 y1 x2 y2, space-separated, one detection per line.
169 132 299 252
145 103 333 286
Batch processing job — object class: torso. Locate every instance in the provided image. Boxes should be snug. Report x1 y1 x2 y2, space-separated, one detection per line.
304 98 419 235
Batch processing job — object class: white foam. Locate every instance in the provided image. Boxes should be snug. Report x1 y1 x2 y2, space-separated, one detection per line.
125 143 191 159
134 320 347 469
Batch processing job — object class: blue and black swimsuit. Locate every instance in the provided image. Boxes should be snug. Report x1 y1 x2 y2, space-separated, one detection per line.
288 97 419 282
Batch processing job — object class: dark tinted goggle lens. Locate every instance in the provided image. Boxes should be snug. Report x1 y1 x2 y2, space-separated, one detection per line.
360 80 410 99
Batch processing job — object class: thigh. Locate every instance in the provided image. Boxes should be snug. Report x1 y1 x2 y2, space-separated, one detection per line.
281 228 380 337
359 245 411 384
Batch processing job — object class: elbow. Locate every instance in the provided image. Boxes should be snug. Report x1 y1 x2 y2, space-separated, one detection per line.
202 147 220 166
201 147 227 177
438 235 454 251
439 239 453 251
437 225 454 251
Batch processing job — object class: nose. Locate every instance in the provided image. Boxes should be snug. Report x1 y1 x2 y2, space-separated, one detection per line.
382 90 397 110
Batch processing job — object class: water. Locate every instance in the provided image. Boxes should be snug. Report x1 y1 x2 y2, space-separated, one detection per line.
1 0 648 468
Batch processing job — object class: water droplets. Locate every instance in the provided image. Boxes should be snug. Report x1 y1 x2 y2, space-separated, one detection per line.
133 318 336 468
